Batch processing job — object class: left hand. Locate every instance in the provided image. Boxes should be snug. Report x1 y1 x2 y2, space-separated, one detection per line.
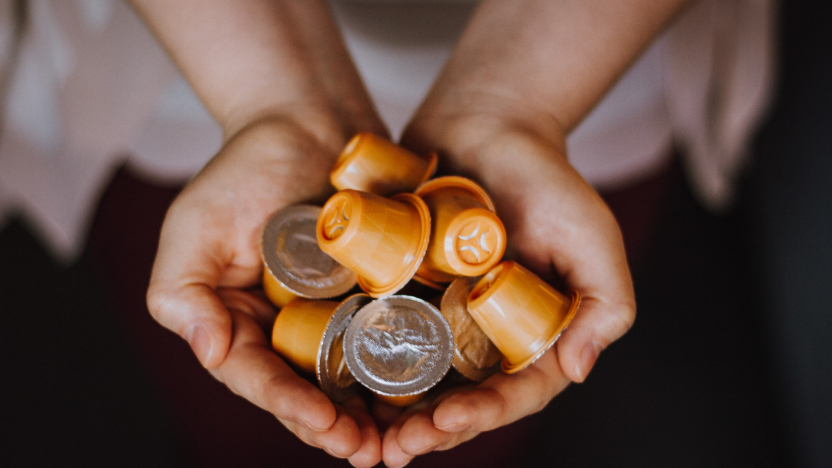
379 102 636 467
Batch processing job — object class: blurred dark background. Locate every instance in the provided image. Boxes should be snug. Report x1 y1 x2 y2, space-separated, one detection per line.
1 0 829 466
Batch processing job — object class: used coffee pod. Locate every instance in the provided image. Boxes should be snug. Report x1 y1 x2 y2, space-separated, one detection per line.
271 295 372 402
440 276 502 381
467 261 581 374
261 205 357 308
414 176 506 287
330 133 438 197
343 295 454 407
317 190 431 298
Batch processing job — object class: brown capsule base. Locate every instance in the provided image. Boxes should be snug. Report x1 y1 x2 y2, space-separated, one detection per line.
441 276 503 382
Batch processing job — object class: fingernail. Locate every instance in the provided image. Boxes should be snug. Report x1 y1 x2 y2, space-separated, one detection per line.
412 443 439 455
323 447 342 458
574 341 603 382
435 422 471 433
298 417 329 432
185 325 213 366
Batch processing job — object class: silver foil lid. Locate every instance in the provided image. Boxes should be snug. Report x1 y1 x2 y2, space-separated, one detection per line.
441 277 503 381
261 205 357 299
343 295 454 397
317 294 372 402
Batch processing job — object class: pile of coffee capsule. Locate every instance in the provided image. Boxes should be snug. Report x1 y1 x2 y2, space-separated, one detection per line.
261 133 581 407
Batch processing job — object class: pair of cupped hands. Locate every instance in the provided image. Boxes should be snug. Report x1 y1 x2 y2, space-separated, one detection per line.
146 94 636 467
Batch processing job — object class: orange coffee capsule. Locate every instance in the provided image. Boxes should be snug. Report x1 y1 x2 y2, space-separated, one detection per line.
330 133 438 196
271 295 371 402
466 261 581 374
317 190 431 297
414 176 506 286
376 393 426 408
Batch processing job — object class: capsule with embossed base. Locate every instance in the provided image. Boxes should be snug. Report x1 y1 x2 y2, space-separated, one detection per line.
261 205 357 308
466 261 581 374
271 295 372 402
316 190 431 298
330 133 438 196
343 296 454 407
414 176 506 287
441 276 503 381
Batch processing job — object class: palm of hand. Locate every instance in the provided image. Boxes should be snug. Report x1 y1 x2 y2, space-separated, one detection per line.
147 118 382 466
376 122 635 467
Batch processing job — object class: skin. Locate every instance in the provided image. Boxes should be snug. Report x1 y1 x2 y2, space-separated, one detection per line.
385 1 692 465
135 0 691 467
133 0 386 466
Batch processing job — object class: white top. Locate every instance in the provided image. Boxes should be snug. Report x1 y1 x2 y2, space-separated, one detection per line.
0 0 776 260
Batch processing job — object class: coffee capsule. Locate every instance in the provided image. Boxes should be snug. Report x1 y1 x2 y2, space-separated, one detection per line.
330 132 438 197
271 295 372 402
261 205 357 308
414 176 506 286
376 393 426 407
467 261 581 374
317 190 431 298
343 296 454 406
440 276 502 381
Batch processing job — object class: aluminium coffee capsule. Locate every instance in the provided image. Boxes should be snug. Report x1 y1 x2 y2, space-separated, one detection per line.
343 295 453 406
261 205 357 307
271 295 372 402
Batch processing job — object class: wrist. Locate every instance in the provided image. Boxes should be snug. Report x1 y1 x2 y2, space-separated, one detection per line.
222 101 387 158
403 89 567 173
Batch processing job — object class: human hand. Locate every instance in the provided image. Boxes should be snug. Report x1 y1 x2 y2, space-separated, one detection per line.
146 114 383 467
380 101 636 467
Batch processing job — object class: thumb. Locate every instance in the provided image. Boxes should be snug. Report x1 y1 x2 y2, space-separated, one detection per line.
147 280 233 368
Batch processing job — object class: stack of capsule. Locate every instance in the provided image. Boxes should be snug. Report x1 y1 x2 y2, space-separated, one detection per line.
261 133 581 407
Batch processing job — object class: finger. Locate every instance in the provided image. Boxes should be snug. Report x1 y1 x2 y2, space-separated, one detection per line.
395 406 479 456
381 416 415 468
279 405 362 459
147 278 232 368
550 200 635 383
216 287 276 332
557 199 636 382
210 309 338 432
343 397 383 467
525 183 635 384
147 202 240 368
556 292 634 383
431 350 570 433
372 399 405 434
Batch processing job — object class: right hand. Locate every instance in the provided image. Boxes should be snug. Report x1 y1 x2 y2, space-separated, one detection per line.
146 112 383 467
